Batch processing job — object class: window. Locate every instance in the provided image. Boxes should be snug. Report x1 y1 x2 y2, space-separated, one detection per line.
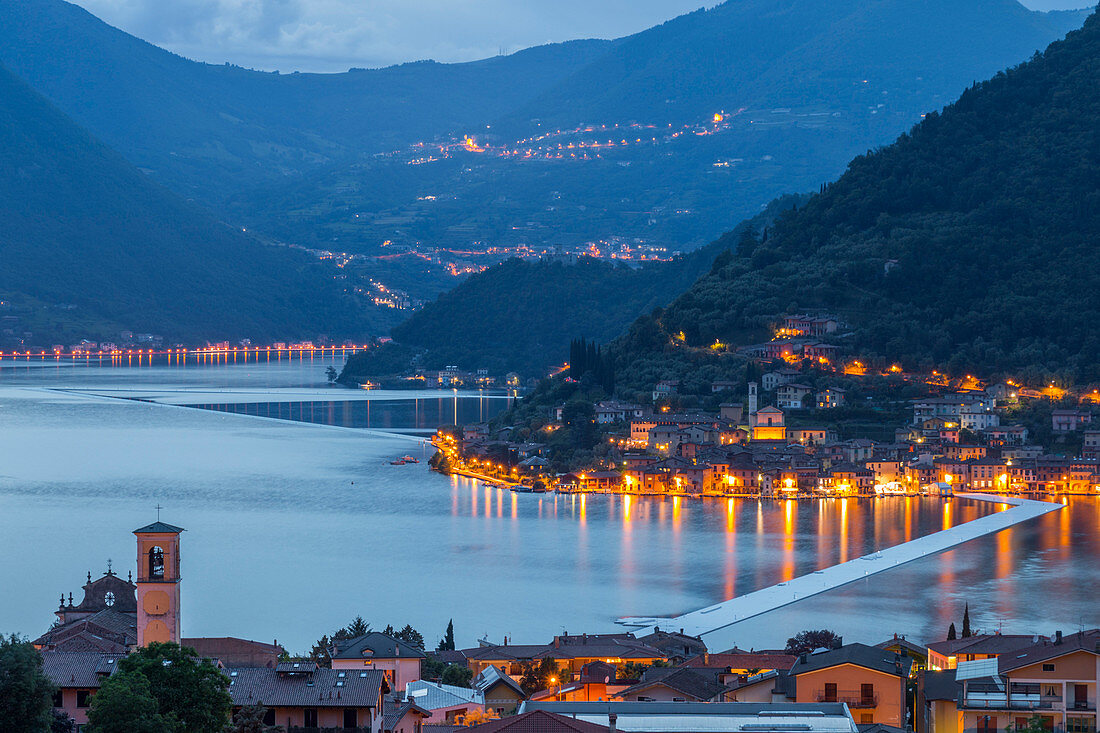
262 709 276 726
1043 664 1056 672
824 683 838 702
978 715 998 733
304 708 318 727
149 546 165 579
52 690 63 708
861 683 875 705
77 690 91 708
344 708 358 728
861 714 874 724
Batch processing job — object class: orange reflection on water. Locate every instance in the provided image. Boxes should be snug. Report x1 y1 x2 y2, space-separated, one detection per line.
724 498 737 599
942 501 953 530
782 499 796 581
839 498 849 564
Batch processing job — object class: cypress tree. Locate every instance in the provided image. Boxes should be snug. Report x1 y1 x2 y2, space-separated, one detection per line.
947 623 957 640
962 604 972 638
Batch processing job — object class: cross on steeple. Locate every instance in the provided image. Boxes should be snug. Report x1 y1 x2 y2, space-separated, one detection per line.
107 558 112 575
155 504 163 520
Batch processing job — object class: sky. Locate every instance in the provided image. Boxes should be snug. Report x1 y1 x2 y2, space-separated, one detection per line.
72 0 1091 73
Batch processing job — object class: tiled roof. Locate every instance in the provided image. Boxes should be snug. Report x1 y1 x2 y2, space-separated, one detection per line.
132 521 185 534
789 644 912 678
998 630 1100 673
874 638 926 657
920 670 961 702
406 680 483 710
681 653 797 671
461 645 553 662
473 665 525 698
926 634 1042 658
614 668 727 702
333 632 427 660
40 652 120 689
182 637 283 668
227 667 387 708
384 696 432 730
466 710 609 733
34 608 137 653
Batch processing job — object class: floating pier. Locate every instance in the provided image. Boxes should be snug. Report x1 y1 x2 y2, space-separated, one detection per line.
618 493 1062 637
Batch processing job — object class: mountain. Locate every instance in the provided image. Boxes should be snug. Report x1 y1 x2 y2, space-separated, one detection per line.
609 8 1100 390
0 0 612 197
0 62 387 345
509 0 1089 129
223 0 1091 291
338 197 802 378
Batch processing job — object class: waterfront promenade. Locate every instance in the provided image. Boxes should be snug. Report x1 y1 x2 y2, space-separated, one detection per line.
618 493 1063 640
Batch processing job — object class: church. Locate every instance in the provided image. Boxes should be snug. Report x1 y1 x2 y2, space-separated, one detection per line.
35 519 395 732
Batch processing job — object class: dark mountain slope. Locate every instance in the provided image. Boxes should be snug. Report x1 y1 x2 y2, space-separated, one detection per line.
0 0 612 196
513 0 1088 129
611 9 1100 387
356 198 803 376
0 63 385 343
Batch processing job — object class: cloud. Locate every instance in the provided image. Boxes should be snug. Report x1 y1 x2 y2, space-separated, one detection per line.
70 0 712 72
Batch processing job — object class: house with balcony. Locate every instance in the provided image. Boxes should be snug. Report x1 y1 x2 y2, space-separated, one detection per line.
331 632 426 692
788 644 913 727
954 630 1099 733
777 384 814 410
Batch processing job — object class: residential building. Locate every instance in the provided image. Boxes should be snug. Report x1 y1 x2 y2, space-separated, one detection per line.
614 668 727 702
331 632 427 691
817 388 847 409
777 384 814 410
926 635 1044 671
763 369 802 392
788 644 913 727
226 663 389 731
520 701 860 733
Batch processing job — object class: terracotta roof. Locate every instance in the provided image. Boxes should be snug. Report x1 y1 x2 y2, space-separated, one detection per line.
182 637 283 668
333 632 426 660
34 608 137 653
998 630 1100 673
682 653 796 671
40 652 120 689
227 666 387 708
466 710 609 733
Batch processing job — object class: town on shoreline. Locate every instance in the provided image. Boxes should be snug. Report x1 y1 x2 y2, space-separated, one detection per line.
13 519 1098 733
428 322 1100 499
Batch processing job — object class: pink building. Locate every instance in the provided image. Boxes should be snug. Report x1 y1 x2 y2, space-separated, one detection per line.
331 632 426 692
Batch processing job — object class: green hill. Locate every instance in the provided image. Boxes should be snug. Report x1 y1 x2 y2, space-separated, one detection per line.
610 8 1100 389
0 62 387 344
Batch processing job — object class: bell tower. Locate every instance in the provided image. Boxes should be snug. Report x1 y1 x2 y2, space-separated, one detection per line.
133 519 184 647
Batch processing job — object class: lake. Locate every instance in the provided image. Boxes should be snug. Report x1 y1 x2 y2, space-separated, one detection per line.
0 359 1096 654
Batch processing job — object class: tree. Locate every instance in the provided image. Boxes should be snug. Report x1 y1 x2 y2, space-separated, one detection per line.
785 630 842 656
395 625 425 650
437 620 456 651
0 634 56 733
51 711 75 733
519 658 567 694
90 642 232 733
947 623 958 640
86 669 168 733
1007 716 1048 733
228 704 282 733
962 604 973 638
341 616 370 639
462 708 500 726
326 365 338 382
442 664 473 688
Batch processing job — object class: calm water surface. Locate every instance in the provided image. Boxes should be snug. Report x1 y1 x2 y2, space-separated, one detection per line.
0 360 1096 653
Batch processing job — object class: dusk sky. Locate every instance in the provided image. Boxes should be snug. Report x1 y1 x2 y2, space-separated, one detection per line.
71 0 1094 73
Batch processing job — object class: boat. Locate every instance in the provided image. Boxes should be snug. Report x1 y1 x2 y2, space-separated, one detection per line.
400 456 420 464
389 459 406 465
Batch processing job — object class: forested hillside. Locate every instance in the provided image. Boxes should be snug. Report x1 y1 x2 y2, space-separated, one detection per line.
611 9 1100 388
0 63 385 343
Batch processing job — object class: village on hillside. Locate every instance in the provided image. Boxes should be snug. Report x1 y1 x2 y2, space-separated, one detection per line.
432 316 1100 497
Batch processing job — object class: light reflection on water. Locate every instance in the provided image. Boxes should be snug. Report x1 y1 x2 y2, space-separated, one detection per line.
0 362 1096 652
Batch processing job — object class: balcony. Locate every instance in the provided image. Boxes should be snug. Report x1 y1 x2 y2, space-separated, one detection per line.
815 690 878 708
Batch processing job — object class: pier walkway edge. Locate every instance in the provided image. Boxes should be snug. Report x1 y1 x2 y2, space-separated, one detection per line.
617 493 1063 638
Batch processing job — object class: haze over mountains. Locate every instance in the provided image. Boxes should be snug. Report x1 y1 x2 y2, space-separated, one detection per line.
0 0 1092 347
0 63 378 343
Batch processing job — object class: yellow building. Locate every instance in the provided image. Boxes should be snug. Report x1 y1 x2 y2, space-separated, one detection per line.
753 406 787 442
